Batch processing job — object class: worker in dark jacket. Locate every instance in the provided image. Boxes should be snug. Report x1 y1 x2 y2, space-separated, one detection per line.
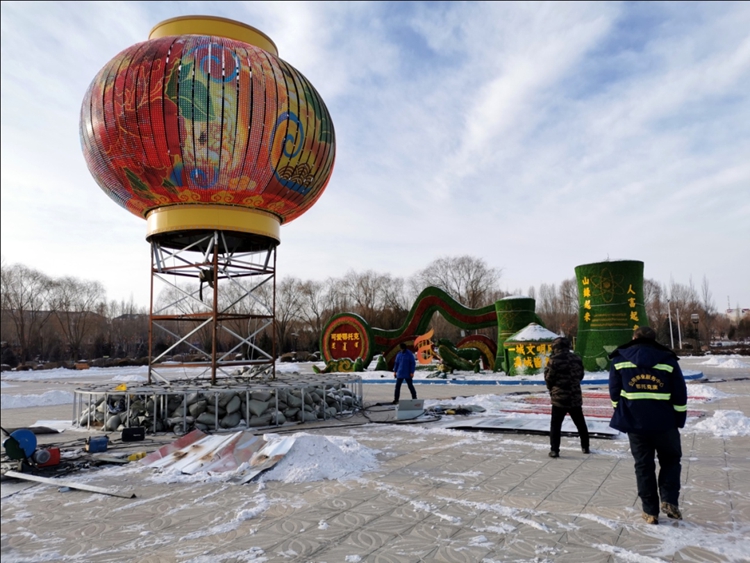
609 325 687 525
392 342 417 404
544 337 590 458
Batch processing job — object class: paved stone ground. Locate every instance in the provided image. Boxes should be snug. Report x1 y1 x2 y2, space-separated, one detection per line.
1 358 749 562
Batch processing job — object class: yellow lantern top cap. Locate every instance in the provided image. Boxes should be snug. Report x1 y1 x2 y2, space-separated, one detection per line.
149 15 278 56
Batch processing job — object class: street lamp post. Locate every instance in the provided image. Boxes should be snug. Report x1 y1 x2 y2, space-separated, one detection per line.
691 313 700 353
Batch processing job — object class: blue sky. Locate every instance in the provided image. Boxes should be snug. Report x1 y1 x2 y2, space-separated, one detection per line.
1 1 749 310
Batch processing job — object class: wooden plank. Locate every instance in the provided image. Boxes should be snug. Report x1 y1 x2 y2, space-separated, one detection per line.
93 455 131 465
4 471 136 498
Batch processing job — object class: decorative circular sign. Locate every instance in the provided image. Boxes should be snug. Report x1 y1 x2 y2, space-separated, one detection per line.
320 313 373 366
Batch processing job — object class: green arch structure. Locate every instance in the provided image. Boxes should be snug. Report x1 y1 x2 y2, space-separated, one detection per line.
320 286 544 371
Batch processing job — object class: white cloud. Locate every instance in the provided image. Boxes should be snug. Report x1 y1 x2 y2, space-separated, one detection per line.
1 1 748 307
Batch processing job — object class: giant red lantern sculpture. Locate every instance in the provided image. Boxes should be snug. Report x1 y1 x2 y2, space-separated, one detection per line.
80 16 335 383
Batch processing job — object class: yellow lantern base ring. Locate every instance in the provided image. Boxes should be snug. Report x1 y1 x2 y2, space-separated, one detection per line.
146 204 280 251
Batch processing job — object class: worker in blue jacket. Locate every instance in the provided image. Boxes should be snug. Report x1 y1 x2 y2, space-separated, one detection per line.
609 325 688 525
392 342 417 404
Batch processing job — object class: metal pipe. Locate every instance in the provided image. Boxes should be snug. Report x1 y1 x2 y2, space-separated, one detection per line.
272 247 277 380
211 231 219 385
149 242 156 385
667 299 675 349
214 392 219 431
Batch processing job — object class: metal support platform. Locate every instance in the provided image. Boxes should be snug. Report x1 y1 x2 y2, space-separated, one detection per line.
148 231 277 385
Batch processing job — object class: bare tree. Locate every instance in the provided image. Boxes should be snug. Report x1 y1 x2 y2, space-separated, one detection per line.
50 276 106 360
701 276 716 315
1 262 54 362
341 270 384 322
274 277 304 354
411 255 501 308
378 275 409 330
532 279 578 337
700 275 717 343
298 279 329 350
107 298 148 358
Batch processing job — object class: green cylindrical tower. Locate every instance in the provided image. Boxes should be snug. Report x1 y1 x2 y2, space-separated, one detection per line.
494 296 544 372
574 260 650 371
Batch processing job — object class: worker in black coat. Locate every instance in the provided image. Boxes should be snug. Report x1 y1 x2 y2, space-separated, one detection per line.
543 337 590 458
609 325 687 524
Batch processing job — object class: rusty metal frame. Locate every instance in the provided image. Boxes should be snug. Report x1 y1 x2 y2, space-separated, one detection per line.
148 230 277 385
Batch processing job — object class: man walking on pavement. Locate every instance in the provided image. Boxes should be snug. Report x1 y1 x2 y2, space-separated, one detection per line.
608 325 688 525
544 336 590 458
392 342 417 404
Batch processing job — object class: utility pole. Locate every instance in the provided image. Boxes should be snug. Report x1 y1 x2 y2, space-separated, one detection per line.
667 299 675 349
676 308 683 350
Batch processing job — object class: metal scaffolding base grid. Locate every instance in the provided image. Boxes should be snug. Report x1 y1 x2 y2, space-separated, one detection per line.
149 232 278 386
72 375 364 434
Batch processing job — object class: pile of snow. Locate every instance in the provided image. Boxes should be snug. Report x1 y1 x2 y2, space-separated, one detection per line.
1 390 73 409
275 363 302 375
719 358 749 368
700 356 749 368
692 410 750 437
131 433 380 486
367 355 384 371
686 384 733 401
111 374 148 383
260 433 379 484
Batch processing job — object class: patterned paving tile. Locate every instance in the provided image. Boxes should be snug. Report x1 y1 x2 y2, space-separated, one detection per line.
2 378 749 562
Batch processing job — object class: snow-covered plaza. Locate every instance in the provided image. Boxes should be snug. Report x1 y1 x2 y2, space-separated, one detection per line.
2 355 749 562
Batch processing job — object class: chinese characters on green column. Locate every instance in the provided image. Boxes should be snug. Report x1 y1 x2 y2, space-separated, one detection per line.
512 343 553 370
581 276 641 331
574 260 650 371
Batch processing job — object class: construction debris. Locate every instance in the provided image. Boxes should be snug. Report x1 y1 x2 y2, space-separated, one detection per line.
4 470 136 498
142 429 294 484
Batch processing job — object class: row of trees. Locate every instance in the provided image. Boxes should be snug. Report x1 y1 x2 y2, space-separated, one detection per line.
2 256 745 366
1 262 148 364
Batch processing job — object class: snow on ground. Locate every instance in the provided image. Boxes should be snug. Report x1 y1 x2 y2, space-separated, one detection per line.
364 368 615 383
0 360 737 410
111 373 148 383
700 355 749 368
684 383 733 400
1 365 150 382
0 389 74 409
690 410 750 437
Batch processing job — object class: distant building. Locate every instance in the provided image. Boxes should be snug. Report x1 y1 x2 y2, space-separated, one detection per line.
726 308 750 325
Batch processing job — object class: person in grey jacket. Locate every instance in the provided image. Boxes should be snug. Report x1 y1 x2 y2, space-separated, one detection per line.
543 337 590 458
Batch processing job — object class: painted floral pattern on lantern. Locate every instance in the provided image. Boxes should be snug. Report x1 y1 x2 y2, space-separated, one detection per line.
80 35 335 223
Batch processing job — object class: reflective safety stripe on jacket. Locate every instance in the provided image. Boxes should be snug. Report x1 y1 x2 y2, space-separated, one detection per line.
614 361 674 373
611 361 686 413
611 389 687 412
